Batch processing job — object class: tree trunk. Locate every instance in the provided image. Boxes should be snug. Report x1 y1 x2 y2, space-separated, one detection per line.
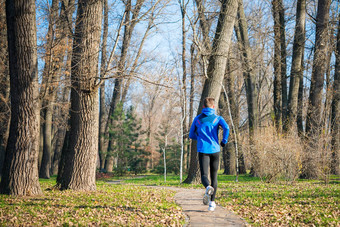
297 51 305 136
51 0 74 176
99 0 109 170
235 0 258 136
305 0 331 137
220 57 239 175
272 0 282 131
286 0 306 132
57 0 102 191
0 0 42 195
279 0 287 128
304 0 331 178
180 0 188 172
194 0 211 52
188 44 196 169
235 0 258 175
0 0 10 177
39 0 59 179
184 0 238 184
331 13 340 175
105 0 144 170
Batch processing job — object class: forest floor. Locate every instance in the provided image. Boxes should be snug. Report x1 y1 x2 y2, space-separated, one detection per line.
0 174 339 226
121 174 340 226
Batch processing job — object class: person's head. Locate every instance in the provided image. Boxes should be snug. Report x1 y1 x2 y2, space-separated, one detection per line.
203 97 215 108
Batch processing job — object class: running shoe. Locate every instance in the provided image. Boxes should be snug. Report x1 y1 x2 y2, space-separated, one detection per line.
203 186 214 205
208 201 216 211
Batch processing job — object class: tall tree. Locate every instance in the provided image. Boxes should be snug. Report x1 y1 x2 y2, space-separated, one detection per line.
0 0 42 195
235 0 258 137
0 0 10 177
220 57 238 175
99 0 109 170
39 0 60 179
105 0 144 171
57 0 103 190
279 0 287 127
304 0 331 178
179 0 188 174
272 0 282 130
331 13 340 175
51 0 75 176
305 0 331 137
184 0 238 183
286 0 306 132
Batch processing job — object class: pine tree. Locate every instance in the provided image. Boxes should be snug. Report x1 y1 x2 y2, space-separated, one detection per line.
108 105 146 175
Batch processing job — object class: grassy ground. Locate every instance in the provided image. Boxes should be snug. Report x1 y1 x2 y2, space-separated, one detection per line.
1 174 338 226
124 173 340 226
0 177 185 226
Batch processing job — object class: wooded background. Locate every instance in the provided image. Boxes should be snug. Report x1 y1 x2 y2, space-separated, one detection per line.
0 0 339 195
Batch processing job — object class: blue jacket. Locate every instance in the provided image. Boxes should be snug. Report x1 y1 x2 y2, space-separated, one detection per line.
189 108 229 154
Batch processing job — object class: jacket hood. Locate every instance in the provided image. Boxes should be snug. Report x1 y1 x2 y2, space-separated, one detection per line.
202 108 215 116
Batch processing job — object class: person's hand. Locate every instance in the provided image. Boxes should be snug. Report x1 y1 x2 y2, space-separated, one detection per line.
220 142 226 147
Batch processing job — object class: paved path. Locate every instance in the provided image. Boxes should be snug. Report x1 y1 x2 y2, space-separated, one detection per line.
108 180 247 226
145 186 247 227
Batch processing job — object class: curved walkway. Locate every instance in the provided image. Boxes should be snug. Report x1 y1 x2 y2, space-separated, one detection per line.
165 187 247 227
108 180 247 226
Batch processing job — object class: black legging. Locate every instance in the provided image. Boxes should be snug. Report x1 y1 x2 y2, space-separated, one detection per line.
198 152 219 201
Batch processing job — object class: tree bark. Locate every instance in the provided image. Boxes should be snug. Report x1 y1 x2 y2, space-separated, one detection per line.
194 0 211 52
331 13 340 175
0 0 42 195
57 0 102 190
0 0 10 177
279 0 287 128
39 0 59 179
235 0 258 137
220 57 238 175
297 51 305 136
272 0 282 131
99 0 109 170
180 0 188 172
188 44 196 169
51 0 75 176
304 0 331 178
184 0 238 184
305 0 331 137
286 0 306 132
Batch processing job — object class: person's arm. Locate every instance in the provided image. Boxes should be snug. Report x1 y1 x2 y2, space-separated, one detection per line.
219 117 229 145
189 118 198 140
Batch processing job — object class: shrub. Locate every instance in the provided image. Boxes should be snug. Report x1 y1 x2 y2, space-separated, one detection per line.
244 126 303 182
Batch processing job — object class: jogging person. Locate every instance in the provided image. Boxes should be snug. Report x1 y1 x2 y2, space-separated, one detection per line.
189 97 229 211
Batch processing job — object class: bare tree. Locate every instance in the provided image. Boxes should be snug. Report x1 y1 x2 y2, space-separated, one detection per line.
235 0 258 137
0 0 42 195
105 0 145 171
304 0 331 178
39 0 60 179
99 0 109 170
57 0 103 190
286 0 306 132
0 0 10 177
331 13 340 175
184 0 238 183
51 0 75 176
279 0 287 128
272 0 282 131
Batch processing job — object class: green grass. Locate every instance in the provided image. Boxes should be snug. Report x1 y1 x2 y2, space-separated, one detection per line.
117 173 340 226
1 174 339 226
217 176 339 226
0 177 185 226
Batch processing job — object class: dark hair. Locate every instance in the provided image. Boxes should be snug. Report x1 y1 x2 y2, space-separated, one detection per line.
203 97 215 108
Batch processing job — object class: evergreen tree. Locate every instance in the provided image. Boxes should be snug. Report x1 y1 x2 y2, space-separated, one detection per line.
108 104 146 175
